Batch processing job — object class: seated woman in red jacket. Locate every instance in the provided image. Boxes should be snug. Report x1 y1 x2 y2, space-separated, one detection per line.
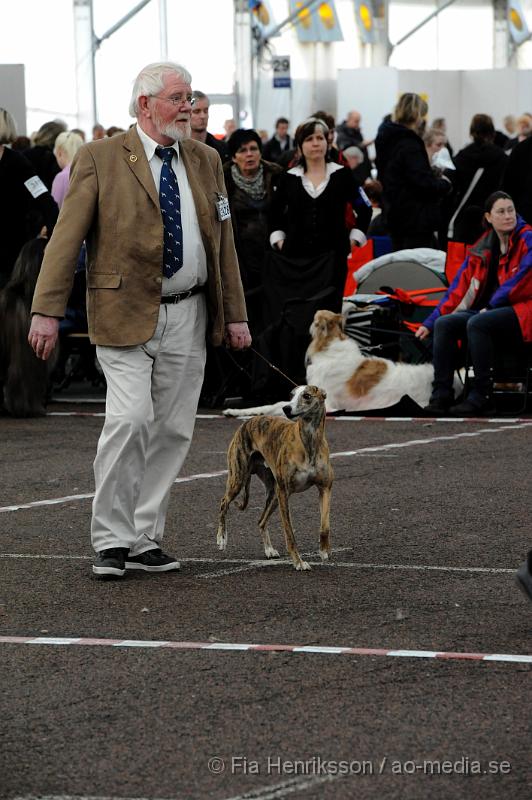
416 191 532 415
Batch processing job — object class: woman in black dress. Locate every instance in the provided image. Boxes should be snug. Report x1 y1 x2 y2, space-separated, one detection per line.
269 116 371 312
264 117 371 386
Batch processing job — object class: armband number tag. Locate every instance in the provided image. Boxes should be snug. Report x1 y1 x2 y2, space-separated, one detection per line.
216 194 231 222
24 176 48 199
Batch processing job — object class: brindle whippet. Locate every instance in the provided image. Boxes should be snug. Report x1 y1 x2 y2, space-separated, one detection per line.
217 385 333 571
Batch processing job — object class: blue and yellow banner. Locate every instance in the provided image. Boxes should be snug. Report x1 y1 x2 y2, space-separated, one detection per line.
508 0 530 45
289 1 344 43
354 0 377 44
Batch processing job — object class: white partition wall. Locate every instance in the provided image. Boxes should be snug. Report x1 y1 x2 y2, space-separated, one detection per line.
398 71 461 147
337 67 399 147
337 67 532 151
0 65 26 136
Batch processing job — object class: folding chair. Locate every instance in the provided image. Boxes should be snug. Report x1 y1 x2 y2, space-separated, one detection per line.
463 342 532 415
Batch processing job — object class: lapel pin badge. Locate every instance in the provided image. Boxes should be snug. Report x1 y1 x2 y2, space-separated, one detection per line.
129 154 138 162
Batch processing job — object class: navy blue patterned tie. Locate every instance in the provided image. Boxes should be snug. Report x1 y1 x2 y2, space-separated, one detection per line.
156 146 183 277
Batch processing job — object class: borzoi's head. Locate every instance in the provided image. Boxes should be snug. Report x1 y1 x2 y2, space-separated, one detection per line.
309 310 346 348
282 385 327 420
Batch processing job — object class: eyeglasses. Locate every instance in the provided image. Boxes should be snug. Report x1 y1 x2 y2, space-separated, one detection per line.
151 93 195 107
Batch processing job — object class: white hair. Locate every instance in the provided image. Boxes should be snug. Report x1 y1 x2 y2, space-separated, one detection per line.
54 131 84 163
343 146 364 161
129 62 192 118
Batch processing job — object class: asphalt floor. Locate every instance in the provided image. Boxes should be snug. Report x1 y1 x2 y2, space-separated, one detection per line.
1 386 531 800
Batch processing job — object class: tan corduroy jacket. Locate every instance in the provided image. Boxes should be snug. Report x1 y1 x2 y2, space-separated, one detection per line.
31 127 247 346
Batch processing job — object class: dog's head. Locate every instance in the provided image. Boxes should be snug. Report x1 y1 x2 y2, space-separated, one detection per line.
282 385 327 420
309 310 346 348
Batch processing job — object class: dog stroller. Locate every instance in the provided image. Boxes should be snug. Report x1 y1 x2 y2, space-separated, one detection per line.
344 248 449 366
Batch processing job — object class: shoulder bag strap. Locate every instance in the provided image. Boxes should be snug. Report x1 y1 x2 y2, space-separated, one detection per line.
447 167 485 240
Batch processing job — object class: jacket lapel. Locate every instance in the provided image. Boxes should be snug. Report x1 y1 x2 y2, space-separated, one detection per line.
122 127 159 208
179 141 212 240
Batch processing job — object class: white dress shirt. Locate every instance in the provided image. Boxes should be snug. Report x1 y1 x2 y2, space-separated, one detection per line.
136 124 207 294
270 162 366 249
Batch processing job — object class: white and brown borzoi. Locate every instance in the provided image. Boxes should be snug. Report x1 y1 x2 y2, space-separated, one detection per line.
225 309 438 416
217 385 333 571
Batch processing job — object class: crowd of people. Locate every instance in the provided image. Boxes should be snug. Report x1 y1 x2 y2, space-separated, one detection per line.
3 85 532 410
193 93 532 420
0 63 531 595
2 85 532 397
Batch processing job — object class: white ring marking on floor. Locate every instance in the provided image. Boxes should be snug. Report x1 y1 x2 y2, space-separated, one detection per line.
194 547 351 579
222 773 340 799
11 776 340 800
2 423 529 514
0 553 515 574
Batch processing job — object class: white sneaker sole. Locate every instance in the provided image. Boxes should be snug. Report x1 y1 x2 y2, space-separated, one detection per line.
92 565 126 576
124 562 180 572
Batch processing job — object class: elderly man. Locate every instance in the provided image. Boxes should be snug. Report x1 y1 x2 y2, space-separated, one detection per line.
29 62 251 578
336 110 372 180
190 90 228 162
336 110 364 148
342 145 367 184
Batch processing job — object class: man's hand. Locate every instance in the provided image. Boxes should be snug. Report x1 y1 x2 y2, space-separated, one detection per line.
415 325 430 341
224 322 252 350
28 314 60 360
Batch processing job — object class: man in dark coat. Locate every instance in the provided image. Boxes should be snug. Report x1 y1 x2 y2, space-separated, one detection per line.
336 110 372 181
262 117 292 164
448 114 508 243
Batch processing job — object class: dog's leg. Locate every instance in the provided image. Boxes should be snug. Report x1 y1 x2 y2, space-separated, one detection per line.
217 444 249 551
318 486 332 561
258 490 280 559
276 484 310 571
254 464 280 558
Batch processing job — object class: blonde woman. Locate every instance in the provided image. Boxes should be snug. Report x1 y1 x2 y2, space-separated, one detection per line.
375 93 451 251
51 131 84 208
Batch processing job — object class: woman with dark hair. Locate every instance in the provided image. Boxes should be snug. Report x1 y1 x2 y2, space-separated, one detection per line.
262 117 370 387
203 129 281 404
448 114 508 244
270 116 371 308
416 191 532 415
375 92 451 251
223 128 281 300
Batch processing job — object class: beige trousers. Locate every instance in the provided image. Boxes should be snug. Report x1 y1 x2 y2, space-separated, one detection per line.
91 295 207 554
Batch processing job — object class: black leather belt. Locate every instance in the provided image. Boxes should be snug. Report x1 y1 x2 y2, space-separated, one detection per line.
161 285 204 304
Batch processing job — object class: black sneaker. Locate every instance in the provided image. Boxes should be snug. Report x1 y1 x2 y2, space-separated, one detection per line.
92 547 128 577
125 548 180 572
